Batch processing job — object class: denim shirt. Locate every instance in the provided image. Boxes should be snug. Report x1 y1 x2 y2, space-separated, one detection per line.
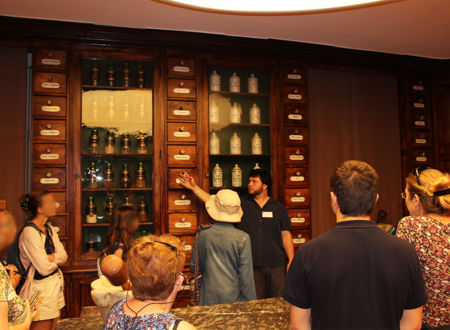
190 222 256 306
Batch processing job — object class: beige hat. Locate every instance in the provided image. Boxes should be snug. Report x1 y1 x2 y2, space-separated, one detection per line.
205 189 243 223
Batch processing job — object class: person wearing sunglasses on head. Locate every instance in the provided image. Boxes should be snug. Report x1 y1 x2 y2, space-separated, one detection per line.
104 234 195 330
397 167 450 329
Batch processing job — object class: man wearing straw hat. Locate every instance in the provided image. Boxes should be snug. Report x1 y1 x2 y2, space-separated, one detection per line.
177 175 256 305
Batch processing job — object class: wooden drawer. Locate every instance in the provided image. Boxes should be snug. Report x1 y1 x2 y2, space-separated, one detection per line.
284 167 310 187
167 145 197 167
33 120 66 141
53 192 67 214
168 168 199 189
284 105 307 126
167 101 197 121
282 86 307 104
168 213 198 234
284 127 308 146
292 229 311 249
32 143 66 165
34 49 67 70
33 95 66 118
168 58 196 77
48 215 67 238
412 150 431 166
167 79 196 99
168 191 199 212
284 188 311 209
281 66 306 85
32 168 66 190
178 235 195 265
167 123 197 143
33 72 67 94
412 132 430 147
284 147 308 165
288 209 311 228
411 113 430 130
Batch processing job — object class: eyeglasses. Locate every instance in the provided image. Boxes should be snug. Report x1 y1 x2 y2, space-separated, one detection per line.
413 167 430 186
153 240 177 251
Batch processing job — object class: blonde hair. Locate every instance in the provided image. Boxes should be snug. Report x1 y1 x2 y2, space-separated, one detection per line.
406 168 450 214
126 234 185 301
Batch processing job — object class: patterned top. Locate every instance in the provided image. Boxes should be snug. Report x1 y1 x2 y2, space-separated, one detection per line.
0 263 26 325
104 300 181 330
397 215 450 327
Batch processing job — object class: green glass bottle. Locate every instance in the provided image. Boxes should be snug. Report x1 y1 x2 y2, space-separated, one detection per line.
138 195 147 222
120 163 130 188
87 162 98 189
103 162 114 188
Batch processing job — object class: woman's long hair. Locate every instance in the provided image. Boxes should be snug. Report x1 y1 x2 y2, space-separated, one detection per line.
103 205 137 256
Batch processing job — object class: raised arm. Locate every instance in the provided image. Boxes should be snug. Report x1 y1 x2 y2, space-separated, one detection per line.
177 172 210 203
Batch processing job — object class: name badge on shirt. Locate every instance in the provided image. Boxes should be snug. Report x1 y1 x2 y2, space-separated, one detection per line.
262 211 273 218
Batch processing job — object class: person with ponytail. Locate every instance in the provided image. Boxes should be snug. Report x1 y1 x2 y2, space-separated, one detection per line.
397 168 450 329
18 191 67 330
0 199 37 329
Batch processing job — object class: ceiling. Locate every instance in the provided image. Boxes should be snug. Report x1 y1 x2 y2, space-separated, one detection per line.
1 0 449 59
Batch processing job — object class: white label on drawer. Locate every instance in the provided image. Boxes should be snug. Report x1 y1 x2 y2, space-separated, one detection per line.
175 221 192 228
174 131 191 138
289 134 303 141
287 74 302 80
173 66 190 73
40 129 60 136
41 82 60 89
174 199 191 206
173 109 191 116
413 102 425 108
290 176 305 182
416 156 427 162
288 94 302 100
414 120 425 126
288 114 303 120
174 155 190 160
291 217 306 223
415 138 427 144
290 155 304 161
41 58 61 65
182 285 190 291
412 85 424 91
40 178 59 184
41 105 61 112
183 244 192 251
293 238 306 244
173 88 190 94
40 153 60 160
291 196 306 203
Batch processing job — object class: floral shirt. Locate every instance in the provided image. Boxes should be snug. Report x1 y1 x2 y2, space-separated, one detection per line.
104 300 181 330
0 263 26 325
397 215 450 327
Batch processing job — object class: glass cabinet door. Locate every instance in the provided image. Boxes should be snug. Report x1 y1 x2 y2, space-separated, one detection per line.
208 66 271 192
80 58 154 256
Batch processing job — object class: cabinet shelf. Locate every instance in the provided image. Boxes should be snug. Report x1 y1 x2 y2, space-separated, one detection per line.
209 186 247 191
82 221 153 227
210 91 269 97
82 187 153 191
82 85 152 91
210 154 271 157
82 153 153 157
210 123 270 128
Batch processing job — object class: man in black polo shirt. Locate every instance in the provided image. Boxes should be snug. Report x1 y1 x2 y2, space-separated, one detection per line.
282 160 427 330
178 169 294 299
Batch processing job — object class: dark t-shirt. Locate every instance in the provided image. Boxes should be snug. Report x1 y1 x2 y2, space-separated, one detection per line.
236 196 292 268
282 220 427 330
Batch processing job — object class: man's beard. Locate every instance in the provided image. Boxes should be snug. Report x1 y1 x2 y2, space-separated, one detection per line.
248 186 263 196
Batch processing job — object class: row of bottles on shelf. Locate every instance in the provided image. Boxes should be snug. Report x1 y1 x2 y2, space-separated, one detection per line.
86 161 148 188
90 62 146 88
212 163 261 188
85 228 150 253
210 101 262 124
210 131 263 155
88 129 150 154
86 195 149 224
210 71 260 93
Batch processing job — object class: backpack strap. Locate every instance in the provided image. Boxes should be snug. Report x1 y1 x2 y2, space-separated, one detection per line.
193 223 212 305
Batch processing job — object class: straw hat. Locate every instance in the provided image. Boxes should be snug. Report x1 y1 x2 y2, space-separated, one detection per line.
205 189 243 223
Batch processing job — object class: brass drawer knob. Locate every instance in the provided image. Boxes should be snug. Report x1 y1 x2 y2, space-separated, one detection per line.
296 171 301 176
179 127 185 132
48 52 54 58
295 192 301 197
181 217 186 222
179 105 184 110
47 76 53 82
294 109 299 114
47 99 52 105
46 172 52 177
180 149 185 154
179 82 185 87
180 60 185 65
295 150 300 155
46 148 52 153
296 213 302 217
46 124 52 129
181 194 186 199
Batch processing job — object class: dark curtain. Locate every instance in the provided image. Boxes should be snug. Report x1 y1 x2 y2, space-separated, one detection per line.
0 47 28 227
308 69 403 237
